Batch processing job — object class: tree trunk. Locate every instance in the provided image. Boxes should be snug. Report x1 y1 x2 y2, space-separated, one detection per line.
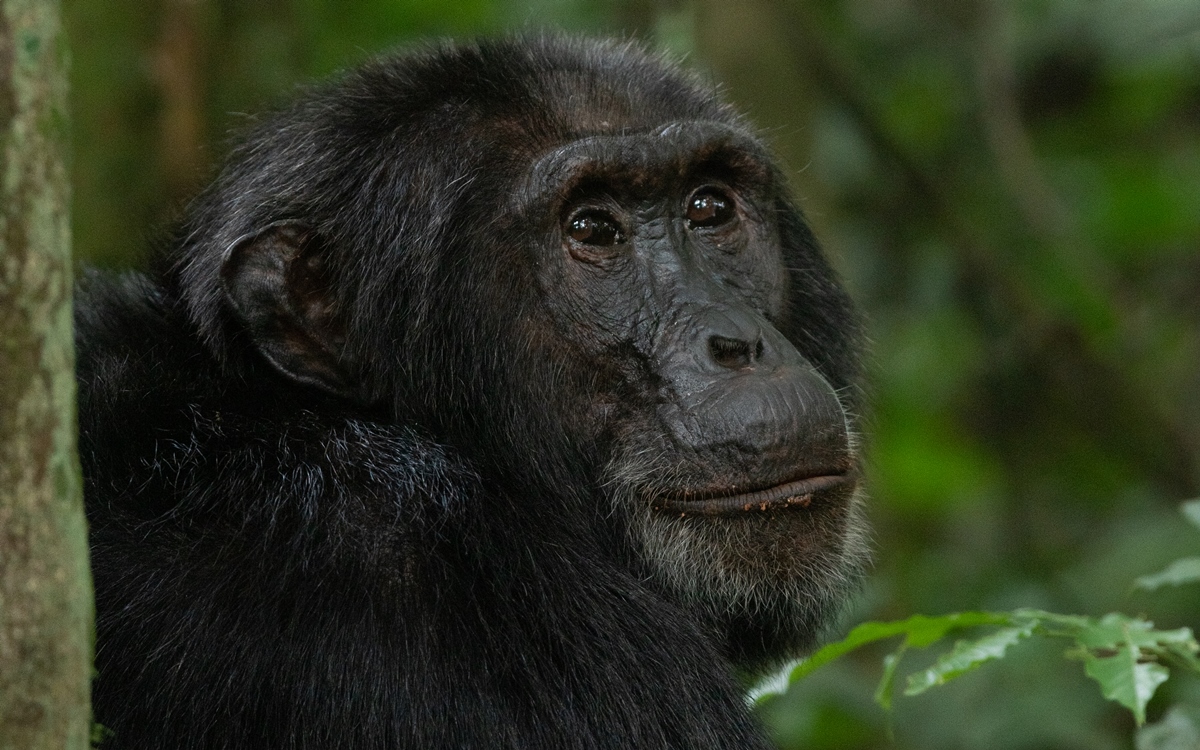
0 1 93 748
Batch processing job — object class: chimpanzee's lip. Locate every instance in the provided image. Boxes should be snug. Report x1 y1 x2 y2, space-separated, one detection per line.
650 472 856 517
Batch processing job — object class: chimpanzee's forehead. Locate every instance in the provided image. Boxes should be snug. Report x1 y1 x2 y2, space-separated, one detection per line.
517 121 775 210
528 64 731 132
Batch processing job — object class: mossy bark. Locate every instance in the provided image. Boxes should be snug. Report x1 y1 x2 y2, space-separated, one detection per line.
0 1 93 748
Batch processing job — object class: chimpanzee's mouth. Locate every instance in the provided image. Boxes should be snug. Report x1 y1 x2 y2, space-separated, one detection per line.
650 472 856 517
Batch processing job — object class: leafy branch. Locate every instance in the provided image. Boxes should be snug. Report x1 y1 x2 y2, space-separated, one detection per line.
753 500 1200 727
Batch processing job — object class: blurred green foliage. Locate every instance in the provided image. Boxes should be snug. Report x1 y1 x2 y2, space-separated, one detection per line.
63 0 1200 747
752 602 1200 728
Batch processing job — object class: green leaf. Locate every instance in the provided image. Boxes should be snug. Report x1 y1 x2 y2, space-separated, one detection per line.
1009 608 1092 634
1083 645 1169 725
750 606 1200 723
749 611 1012 704
1159 640 1200 673
1135 557 1200 590
901 612 1016 648
874 645 907 711
1181 499 1200 530
904 623 1035 696
785 612 1011 684
1072 613 1192 651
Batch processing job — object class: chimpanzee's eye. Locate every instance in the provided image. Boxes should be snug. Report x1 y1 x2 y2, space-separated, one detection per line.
567 211 626 246
686 188 735 229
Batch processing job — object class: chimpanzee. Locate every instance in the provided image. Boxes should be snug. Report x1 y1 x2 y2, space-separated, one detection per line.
76 35 867 749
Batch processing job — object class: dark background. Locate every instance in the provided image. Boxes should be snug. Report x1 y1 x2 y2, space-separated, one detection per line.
64 0 1200 747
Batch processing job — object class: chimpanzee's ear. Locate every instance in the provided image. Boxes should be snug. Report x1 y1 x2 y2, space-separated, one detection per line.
220 223 353 397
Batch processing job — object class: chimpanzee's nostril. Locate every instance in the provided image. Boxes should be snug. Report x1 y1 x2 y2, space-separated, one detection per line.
708 335 758 369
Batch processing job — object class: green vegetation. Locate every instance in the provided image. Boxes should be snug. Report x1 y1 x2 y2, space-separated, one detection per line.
754 501 1200 746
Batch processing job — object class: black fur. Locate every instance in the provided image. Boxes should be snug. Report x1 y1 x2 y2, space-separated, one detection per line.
78 36 866 749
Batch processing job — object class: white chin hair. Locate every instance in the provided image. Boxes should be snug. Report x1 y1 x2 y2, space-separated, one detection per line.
609 460 870 650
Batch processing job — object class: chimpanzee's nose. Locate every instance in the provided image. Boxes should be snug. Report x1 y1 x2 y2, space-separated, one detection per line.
707 334 764 369
698 307 785 372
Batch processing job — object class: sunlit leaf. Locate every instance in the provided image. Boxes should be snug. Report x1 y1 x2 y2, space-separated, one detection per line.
785 612 1011 685
754 607 1199 727
1009 608 1091 632
904 623 1035 696
1182 499 1200 530
874 645 907 711
1083 645 1169 725
1135 557 1200 590
750 612 1013 704
1071 613 1192 650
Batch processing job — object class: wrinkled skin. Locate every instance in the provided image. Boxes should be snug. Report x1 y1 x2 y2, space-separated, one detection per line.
77 36 867 750
518 120 865 665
